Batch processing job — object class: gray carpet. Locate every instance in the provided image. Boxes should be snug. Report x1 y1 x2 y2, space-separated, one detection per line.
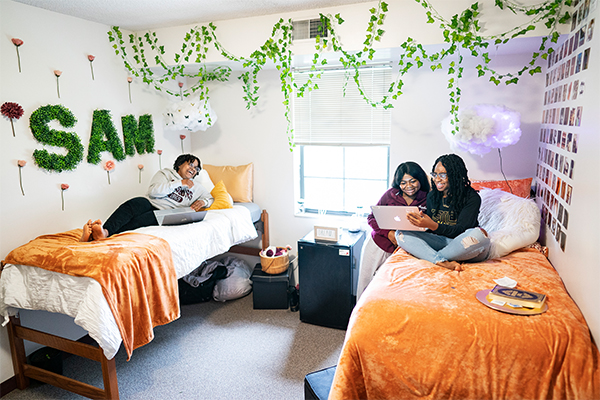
3 294 345 399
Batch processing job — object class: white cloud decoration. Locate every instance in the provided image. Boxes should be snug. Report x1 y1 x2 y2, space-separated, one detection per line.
164 97 217 132
441 104 521 156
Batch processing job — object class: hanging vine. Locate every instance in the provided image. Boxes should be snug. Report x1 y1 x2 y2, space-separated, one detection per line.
108 0 571 146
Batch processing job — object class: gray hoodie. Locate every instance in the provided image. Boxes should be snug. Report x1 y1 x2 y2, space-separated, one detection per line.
146 168 213 210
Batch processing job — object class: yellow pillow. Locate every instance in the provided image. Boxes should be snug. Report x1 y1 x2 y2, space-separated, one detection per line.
203 163 253 203
202 180 233 210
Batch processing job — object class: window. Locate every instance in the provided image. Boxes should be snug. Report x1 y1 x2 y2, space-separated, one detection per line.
293 66 392 215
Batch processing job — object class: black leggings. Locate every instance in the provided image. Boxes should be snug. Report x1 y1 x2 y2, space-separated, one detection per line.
104 197 159 236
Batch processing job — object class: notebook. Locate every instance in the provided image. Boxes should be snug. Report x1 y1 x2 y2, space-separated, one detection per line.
154 207 207 226
370 205 427 231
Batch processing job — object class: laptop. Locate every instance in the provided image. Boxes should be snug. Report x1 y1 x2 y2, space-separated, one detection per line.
154 207 207 226
370 205 427 231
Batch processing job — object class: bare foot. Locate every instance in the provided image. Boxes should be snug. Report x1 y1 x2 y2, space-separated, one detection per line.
90 220 108 241
436 260 461 271
80 220 93 242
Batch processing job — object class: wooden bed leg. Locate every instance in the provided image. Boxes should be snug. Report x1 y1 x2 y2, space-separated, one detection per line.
7 316 30 390
261 210 270 250
100 354 119 400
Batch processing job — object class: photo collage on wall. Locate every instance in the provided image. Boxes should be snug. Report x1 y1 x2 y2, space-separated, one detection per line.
536 0 594 252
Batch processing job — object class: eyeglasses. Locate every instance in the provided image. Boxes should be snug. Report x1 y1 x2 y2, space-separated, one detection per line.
431 172 447 180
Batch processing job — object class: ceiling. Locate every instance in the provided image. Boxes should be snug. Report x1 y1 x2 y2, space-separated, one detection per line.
13 0 376 31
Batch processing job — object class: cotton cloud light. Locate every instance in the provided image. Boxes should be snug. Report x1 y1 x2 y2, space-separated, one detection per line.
164 97 217 132
441 104 521 156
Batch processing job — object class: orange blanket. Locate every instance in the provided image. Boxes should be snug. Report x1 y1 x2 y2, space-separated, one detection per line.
3 229 179 360
330 247 600 400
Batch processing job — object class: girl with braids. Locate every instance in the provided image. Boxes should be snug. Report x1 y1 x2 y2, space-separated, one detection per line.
357 161 430 298
395 154 491 271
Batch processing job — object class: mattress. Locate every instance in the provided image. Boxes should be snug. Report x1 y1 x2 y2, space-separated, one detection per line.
0 205 258 360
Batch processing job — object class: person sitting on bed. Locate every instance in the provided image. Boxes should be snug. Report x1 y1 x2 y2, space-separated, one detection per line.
357 161 430 298
395 153 491 271
80 154 214 242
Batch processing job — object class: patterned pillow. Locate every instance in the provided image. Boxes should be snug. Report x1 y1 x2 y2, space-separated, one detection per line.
471 178 532 198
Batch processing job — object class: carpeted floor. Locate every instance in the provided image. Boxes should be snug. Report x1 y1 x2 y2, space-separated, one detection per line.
3 294 346 399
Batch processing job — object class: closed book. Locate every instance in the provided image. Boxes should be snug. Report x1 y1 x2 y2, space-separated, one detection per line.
488 285 547 309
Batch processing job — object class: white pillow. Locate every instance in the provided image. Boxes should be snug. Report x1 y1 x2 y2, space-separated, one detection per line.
478 189 541 259
196 169 215 192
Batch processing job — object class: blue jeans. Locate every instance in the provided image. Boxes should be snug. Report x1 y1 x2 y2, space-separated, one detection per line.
395 228 491 264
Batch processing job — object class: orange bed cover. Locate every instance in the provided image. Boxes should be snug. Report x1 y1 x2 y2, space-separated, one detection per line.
330 247 600 400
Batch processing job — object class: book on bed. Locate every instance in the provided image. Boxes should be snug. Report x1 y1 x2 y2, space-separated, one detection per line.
488 285 547 308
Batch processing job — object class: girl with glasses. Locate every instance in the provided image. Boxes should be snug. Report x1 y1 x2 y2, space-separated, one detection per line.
395 153 490 271
357 161 430 299
80 154 214 242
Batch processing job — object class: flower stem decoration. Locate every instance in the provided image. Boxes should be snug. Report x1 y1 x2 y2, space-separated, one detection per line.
54 70 62 98
1 102 24 137
178 82 184 98
11 38 23 73
103 160 115 184
138 164 144 183
179 135 186 153
157 149 163 169
60 183 69 211
127 77 133 103
17 160 26 196
88 55 95 80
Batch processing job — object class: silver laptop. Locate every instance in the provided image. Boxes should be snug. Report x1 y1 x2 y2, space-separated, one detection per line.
370 205 427 231
154 207 207 226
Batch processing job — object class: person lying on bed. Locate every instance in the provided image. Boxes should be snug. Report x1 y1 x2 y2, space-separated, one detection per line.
80 154 214 242
395 153 491 271
357 161 430 298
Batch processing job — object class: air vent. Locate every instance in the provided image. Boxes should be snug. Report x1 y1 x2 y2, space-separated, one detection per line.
292 19 328 41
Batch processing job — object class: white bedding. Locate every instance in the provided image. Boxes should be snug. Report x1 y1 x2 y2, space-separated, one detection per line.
0 206 258 360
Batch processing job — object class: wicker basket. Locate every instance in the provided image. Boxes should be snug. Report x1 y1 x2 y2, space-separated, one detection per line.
260 250 289 275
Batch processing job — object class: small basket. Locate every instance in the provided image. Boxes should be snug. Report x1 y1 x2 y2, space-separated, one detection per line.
260 250 289 275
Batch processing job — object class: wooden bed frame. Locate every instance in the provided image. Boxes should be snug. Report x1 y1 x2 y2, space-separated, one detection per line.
4 209 270 399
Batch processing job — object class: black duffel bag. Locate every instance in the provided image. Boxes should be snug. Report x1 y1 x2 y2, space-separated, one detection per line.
178 265 228 305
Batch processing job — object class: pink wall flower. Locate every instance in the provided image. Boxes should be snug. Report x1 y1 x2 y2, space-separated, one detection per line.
54 70 62 98
103 160 115 184
138 164 144 183
1 102 24 137
157 149 163 169
178 81 184 98
88 55 95 80
60 184 69 211
17 160 26 196
11 38 23 72
180 135 186 153
127 77 133 103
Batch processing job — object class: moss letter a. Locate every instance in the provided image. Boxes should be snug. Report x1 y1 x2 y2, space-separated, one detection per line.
122 114 155 156
87 109 126 164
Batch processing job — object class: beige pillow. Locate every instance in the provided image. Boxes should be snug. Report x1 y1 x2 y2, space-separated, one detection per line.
203 163 253 203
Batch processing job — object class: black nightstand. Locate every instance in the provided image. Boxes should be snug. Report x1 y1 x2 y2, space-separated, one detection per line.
298 229 365 329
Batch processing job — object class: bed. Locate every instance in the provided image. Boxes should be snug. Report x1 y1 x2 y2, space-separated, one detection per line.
329 188 600 400
0 164 269 399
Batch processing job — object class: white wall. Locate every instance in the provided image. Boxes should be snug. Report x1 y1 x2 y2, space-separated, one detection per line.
0 0 173 383
1 0 597 386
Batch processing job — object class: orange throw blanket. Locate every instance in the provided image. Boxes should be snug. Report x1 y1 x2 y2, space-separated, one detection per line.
330 247 600 399
3 229 179 360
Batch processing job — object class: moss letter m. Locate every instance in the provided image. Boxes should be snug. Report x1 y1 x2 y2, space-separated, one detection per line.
122 114 155 156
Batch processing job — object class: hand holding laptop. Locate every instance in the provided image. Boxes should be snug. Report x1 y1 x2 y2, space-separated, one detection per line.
405 209 438 231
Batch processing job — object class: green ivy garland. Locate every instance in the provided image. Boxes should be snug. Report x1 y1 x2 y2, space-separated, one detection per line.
30 104 83 172
122 114 155 156
87 109 126 164
108 0 571 145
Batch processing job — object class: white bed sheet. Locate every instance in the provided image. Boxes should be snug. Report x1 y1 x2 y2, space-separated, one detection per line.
0 206 258 360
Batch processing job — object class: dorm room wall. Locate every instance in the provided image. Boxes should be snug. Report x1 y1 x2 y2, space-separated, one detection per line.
0 0 174 383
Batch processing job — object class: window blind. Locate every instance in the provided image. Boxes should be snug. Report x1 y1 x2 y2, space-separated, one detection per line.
292 67 392 146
